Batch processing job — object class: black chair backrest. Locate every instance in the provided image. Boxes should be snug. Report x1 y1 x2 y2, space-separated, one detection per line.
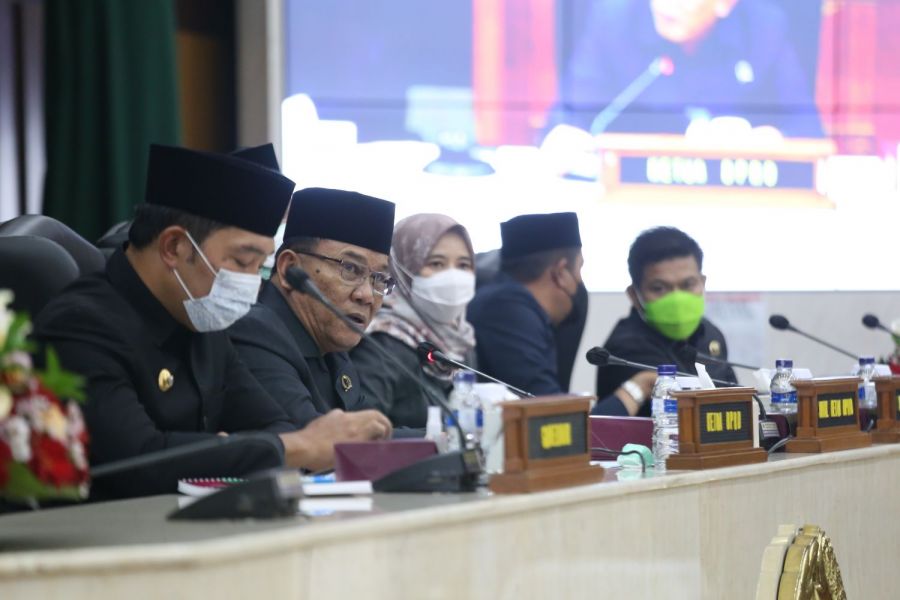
96 220 131 258
0 236 80 316
0 215 105 275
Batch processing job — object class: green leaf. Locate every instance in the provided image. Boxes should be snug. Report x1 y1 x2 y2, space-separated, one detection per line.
2 462 86 503
37 347 86 403
2 313 36 354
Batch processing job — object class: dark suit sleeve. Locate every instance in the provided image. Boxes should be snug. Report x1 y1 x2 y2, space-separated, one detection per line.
48 339 285 498
351 334 434 432
221 342 302 434
473 297 562 396
350 334 398 417
591 394 629 416
229 321 324 429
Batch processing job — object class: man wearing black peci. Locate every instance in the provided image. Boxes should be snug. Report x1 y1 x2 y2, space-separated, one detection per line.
35 144 391 499
468 212 656 415
229 187 398 429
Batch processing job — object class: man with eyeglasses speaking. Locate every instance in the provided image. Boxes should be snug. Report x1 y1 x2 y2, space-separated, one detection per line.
229 188 398 431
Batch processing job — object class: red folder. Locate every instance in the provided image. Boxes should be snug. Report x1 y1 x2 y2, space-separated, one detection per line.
589 416 653 460
334 440 438 482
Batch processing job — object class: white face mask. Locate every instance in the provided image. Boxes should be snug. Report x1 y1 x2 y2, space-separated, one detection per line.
172 232 261 332
410 269 476 324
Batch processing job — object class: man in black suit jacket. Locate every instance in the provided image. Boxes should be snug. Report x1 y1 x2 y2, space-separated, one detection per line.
36 145 391 499
229 188 397 429
595 227 737 416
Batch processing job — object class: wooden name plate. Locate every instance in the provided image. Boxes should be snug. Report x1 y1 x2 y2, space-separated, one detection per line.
665 387 767 470
872 376 900 444
489 395 604 494
786 377 872 453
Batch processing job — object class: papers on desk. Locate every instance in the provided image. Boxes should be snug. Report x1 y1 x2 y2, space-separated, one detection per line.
299 496 374 516
177 475 373 498
176 474 376 516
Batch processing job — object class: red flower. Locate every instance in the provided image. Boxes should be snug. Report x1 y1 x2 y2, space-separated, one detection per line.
0 440 11 488
29 433 80 487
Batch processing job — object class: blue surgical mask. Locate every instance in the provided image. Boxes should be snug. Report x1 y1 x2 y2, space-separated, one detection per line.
172 231 261 332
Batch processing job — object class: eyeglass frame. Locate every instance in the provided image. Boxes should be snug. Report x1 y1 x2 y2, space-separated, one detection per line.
292 250 396 296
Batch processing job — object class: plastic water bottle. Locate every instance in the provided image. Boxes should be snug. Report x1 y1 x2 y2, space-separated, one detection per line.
651 364 680 471
769 359 797 415
424 406 448 453
858 356 877 410
447 371 477 450
455 371 483 447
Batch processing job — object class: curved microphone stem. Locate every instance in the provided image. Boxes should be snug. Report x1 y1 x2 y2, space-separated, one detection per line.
695 351 760 372
89 433 281 479
429 351 533 399
590 57 668 135
603 354 737 388
792 329 858 360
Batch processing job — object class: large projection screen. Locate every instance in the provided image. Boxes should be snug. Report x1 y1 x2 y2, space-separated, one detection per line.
281 0 900 292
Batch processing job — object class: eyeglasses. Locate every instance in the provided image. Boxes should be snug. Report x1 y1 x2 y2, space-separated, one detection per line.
295 250 395 296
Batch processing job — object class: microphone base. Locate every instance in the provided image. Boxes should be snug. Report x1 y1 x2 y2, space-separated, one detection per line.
372 450 482 493
168 469 303 521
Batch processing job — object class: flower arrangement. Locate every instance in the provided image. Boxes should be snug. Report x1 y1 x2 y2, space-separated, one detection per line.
0 291 89 506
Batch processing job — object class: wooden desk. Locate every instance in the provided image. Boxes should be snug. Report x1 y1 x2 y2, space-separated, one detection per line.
2 445 898 600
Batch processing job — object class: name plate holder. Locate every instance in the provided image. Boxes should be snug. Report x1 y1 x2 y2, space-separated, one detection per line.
489 395 604 494
872 376 900 444
666 387 767 470
786 377 872 453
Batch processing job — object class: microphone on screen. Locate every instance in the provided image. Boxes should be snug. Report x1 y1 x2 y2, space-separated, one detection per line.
768 314 858 360
590 55 675 134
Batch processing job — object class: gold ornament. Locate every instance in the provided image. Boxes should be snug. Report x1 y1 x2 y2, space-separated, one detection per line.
158 368 174 392
341 374 353 392
708 339 722 357
777 525 846 600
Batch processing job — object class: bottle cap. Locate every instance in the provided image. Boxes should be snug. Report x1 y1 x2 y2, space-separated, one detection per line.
657 364 676 376
452 370 476 384
775 359 793 368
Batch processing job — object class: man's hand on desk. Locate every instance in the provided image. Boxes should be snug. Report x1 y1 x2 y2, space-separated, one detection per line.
279 409 393 472
614 370 657 416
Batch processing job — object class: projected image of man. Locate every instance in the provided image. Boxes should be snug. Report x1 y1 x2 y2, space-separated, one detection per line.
554 0 823 137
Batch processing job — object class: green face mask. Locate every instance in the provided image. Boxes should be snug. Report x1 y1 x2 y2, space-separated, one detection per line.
641 290 705 341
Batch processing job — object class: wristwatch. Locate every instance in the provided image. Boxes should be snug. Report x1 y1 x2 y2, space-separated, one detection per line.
621 380 647 405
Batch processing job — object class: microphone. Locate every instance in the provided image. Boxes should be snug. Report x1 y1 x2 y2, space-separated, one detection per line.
586 347 737 388
90 434 300 520
90 433 282 479
416 341 534 399
862 313 892 334
768 314 858 360
678 345 760 372
587 347 787 449
285 266 480 492
590 55 675 134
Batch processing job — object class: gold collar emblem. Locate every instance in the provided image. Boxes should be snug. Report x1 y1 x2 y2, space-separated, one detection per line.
158 368 174 392
708 340 722 357
341 374 353 392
